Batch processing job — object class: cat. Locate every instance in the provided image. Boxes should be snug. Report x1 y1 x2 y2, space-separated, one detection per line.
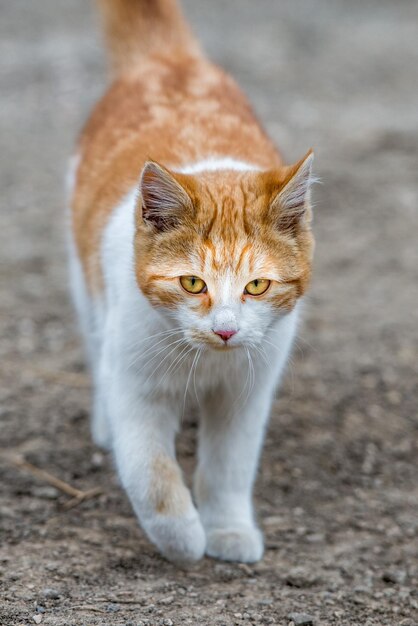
68 0 315 564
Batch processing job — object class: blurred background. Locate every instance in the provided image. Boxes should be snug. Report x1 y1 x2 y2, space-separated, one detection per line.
1 1 417 624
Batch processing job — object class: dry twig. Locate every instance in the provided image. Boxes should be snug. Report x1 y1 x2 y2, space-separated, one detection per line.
9 455 102 508
63 487 103 510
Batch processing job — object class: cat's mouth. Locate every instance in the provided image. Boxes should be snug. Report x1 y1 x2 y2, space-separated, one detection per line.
188 330 241 350
210 341 240 351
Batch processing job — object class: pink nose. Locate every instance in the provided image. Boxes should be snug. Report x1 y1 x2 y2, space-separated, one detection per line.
213 329 237 342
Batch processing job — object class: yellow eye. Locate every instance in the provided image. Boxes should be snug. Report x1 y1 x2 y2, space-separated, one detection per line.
244 279 271 296
180 275 207 294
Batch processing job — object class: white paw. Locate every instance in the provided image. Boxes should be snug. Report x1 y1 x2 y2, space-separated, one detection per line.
205 526 264 563
145 512 206 565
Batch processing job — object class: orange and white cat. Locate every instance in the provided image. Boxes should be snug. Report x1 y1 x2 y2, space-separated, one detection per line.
68 0 315 564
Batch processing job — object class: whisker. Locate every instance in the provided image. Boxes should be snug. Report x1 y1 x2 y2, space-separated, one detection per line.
156 343 194 389
261 337 281 353
142 344 196 403
130 326 182 348
135 332 184 361
243 347 255 406
262 335 302 396
127 326 183 347
193 348 202 409
181 348 200 421
249 341 270 367
139 339 188 386
225 348 252 422
127 339 182 372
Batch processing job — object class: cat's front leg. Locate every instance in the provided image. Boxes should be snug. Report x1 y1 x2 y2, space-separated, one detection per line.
107 367 205 564
194 374 277 563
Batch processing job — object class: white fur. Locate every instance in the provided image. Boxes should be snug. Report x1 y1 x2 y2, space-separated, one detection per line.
176 157 261 174
68 175 300 564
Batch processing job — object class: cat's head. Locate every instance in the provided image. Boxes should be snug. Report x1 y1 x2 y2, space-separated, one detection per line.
134 153 315 349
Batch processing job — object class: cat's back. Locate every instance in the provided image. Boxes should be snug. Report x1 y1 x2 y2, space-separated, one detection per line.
70 0 281 290
74 54 276 215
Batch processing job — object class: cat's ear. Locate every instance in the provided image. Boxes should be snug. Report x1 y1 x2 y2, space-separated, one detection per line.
270 150 314 233
138 161 193 231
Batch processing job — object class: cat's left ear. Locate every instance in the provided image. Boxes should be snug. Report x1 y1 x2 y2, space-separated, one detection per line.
270 150 314 233
138 160 194 232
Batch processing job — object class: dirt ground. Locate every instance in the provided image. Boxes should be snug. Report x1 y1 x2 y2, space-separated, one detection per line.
1 1 418 624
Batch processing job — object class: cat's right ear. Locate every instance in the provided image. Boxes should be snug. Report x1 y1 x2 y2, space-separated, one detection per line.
138 161 194 232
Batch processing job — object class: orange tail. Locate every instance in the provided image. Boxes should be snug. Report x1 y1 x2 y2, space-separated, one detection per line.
96 0 201 74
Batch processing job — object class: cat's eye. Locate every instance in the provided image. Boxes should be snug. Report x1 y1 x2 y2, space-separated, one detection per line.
244 278 271 296
180 275 207 294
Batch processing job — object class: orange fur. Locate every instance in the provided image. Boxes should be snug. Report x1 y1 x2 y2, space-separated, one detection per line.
149 454 191 516
96 0 201 75
71 0 314 301
134 168 314 327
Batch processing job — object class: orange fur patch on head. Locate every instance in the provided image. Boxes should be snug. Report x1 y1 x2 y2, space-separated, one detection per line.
134 161 314 314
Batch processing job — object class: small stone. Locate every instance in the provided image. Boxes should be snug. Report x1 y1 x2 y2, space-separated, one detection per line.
382 570 407 584
35 606 46 614
286 567 319 588
42 588 60 600
45 563 58 572
352 594 366 605
91 452 104 467
163 620 173 626
106 603 121 613
33 616 42 625
159 595 174 605
32 486 59 500
287 613 314 626
306 533 325 543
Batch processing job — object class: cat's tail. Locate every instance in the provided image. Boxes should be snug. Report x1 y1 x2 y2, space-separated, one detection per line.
96 0 202 75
